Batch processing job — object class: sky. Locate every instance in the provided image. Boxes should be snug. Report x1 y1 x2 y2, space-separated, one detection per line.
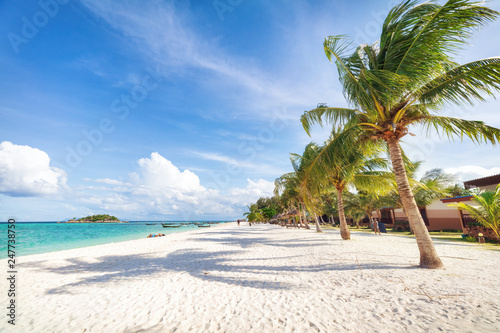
0 0 499 221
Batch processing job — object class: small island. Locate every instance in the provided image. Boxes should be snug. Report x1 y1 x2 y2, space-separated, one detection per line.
65 214 129 223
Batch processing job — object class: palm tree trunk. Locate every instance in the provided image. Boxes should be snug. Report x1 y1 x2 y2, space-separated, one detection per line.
314 213 323 233
292 216 297 228
387 139 443 269
301 203 311 229
330 215 334 225
336 188 351 240
297 208 304 228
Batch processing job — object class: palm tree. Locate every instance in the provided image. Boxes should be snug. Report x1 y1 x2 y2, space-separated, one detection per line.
450 184 500 240
382 167 456 232
243 204 263 223
300 129 393 239
301 0 500 268
275 142 335 232
344 191 389 229
274 144 321 230
321 192 338 225
414 169 456 207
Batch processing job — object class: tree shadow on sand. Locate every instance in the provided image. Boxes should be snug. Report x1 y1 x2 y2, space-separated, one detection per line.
24 241 415 295
189 227 341 248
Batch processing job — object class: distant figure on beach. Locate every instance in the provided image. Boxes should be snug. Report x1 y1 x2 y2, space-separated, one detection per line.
249 221 252 226
373 219 381 235
237 219 240 226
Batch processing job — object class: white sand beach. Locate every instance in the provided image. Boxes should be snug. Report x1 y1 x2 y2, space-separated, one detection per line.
2 222 500 332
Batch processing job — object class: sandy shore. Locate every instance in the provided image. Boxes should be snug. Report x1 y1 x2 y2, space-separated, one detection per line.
1 222 499 332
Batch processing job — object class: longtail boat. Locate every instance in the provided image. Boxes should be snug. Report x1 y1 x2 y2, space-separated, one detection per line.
162 223 181 228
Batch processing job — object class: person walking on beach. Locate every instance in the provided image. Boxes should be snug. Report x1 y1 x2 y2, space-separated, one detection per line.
373 219 381 235
237 219 240 226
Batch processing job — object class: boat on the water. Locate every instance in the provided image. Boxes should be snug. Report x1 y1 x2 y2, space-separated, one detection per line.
197 225 210 228
145 223 156 225
162 223 181 228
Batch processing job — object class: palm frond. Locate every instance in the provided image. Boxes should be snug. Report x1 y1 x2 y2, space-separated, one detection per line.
385 0 498 83
301 105 358 136
416 115 500 144
324 36 376 110
417 57 500 106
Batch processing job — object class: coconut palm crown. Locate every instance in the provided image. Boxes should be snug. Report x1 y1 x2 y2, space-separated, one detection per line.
301 0 500 268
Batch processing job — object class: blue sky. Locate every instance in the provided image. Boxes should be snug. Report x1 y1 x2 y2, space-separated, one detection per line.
1 0 499 221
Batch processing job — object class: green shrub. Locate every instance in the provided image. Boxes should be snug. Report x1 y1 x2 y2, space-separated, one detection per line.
465 236 476 242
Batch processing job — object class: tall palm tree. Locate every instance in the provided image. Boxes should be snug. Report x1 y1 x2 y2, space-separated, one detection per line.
301 0 500 268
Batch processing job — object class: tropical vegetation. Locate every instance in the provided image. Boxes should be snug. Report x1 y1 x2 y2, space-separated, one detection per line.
300 0 500 268
73 214 120 222
243 0 500 270
450 184 500 240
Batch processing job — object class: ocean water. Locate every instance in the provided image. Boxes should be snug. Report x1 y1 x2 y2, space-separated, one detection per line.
0 221 226 258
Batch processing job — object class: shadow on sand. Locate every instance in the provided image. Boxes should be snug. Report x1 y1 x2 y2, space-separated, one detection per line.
24 226 415 295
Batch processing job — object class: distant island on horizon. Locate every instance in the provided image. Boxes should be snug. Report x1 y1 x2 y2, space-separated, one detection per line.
63 214 129 223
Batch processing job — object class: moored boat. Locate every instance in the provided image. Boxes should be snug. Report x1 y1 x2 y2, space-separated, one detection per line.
162 223 181 228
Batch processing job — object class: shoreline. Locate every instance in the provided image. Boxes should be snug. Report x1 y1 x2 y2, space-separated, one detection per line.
1 221 230 259
2 222 499 332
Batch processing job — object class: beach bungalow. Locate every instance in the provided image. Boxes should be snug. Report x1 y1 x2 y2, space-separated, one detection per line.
372 173 500 233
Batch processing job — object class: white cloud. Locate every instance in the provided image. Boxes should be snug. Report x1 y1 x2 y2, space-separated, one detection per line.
444 166 500 182
78 0 334 118
94 178 129 186
226 178 275 205
131 152 204 192
191 151 257 169
0 141 67 197
71 152 275 219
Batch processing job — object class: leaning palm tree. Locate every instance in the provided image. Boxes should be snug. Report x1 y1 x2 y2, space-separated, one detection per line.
274 145 320 230
300 129 393 239
301 0 500 268
291 142 329 232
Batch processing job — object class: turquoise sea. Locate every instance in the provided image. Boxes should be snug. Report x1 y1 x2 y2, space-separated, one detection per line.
0 221 227 258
